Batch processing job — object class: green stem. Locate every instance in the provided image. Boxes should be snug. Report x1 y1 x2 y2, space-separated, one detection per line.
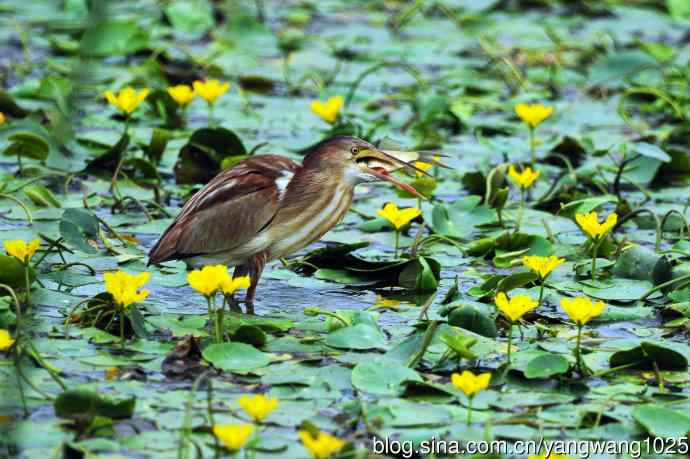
528 126 536 165
394 230 400 259
28 341 66 390
209 103 215 127
120 308 125 349
592 240 599 283
538 282 545 307
575 323 583 374
467 396 473 425
406 321 438 369
23 263 30 307
507 323 513 363
639 273 690 300
209 295 219 343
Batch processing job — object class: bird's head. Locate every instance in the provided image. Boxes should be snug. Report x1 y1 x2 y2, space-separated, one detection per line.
302 135 426 198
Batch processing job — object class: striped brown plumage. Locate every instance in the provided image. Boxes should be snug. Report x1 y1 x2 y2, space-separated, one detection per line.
148 136 425 311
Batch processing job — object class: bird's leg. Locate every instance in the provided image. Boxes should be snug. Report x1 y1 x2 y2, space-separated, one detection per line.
227 265 246 313
244 252 268 315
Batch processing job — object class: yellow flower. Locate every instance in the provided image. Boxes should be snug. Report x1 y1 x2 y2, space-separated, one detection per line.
414 161 432 177
222 276 251 296
508 165 540 189
193 79 230 105
514 102 554 128
575 211 617 239
523 255 565 280
104 87 150 114
310 96 344 124
187 265 230 297
450 370 491 397
4 239 40 263
104 271 150 308
212 424 254 452
167 84 195 106
495 292 538 322
0 112 5 125
0 329 15 351
238 394 278 422
377 203 421 230
560 296 605 326
374 295 402 310
298 430 346 459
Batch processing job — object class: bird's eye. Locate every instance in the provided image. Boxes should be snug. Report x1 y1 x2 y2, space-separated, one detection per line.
350 146 359 155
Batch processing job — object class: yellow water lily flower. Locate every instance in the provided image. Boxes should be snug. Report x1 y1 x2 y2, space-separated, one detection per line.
508 165 540 189
187 265 230 297
377 202 421 230
193 79 230 105
298 430 346 459
560 296 605 326
0 329 15 351
575 211 618 239
104 271 151 308
104 87 150 114
0 112 5 125
515 102 554 128
167 84 196 106
523 255 565 280
310 96 344 124
414 161 432 177
212 424 254 453
495 292 538 322
222 276 251 296
450 370 491 397
4 239 40 263
238 394 279 422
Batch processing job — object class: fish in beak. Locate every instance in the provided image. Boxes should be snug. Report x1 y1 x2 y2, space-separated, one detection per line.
354 148 428 199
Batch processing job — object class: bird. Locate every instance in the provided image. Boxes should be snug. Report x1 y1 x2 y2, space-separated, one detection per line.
148 135 430 313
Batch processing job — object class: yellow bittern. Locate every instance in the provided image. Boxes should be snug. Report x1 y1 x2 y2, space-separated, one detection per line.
148 136 429 312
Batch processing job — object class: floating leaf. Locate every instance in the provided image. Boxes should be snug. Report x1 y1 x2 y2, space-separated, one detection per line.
2 132 49 161
447 305 497 338
609 341 688 371
202 342 271 373
54 389 136 421
325 324 386 350
59 208 100 254
524 353 570 379
351 358 422 396
80 20 149 56
174 128 247 184
632 404 690 438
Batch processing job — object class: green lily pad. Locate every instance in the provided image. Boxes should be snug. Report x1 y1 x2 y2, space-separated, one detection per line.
202 342 271 373
632 404 690 438
325 323 386 350
524 353 570 379
351 358 423 396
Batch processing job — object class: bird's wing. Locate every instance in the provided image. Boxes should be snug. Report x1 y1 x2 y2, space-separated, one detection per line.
148 155 300 264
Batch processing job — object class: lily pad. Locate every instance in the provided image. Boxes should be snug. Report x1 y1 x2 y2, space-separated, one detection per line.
202 342 271 373
351 358 423 396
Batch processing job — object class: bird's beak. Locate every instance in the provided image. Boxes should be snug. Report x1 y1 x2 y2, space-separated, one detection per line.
354 148 427 199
